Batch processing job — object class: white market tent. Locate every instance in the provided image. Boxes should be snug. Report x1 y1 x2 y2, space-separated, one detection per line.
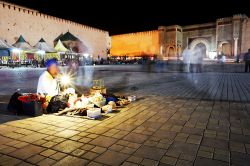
13 35 37 52
0 38 13 49
34 38 56 53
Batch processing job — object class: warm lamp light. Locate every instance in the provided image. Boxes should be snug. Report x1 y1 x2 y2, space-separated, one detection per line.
37 50 45 55
60 74 71 85
12 48 21 53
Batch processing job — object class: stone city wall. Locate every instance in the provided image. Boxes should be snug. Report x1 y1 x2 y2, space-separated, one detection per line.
111 30 159 56
0 1 110 59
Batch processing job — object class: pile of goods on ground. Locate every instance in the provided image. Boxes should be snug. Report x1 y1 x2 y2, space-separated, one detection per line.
49 91 134 119
10 79 136 119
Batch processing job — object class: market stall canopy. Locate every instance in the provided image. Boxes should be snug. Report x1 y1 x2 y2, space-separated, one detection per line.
75 41 89 53
0 38 13 49
59 31 79 41
54 31 79 43
54 32 89 53
54 33 64 43
34 38 56 53
54 40 68 52
13 35 35 51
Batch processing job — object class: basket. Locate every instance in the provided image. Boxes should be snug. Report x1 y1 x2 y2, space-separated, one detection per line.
92 80 104 90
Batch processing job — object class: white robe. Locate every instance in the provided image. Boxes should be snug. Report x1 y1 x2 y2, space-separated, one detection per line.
37 71 59 96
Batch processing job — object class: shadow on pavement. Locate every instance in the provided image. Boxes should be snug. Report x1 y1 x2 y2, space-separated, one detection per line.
0 113 29 124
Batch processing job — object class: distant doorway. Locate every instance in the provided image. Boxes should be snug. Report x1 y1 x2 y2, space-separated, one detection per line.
194 43 207 58
189 38 210 58
221 43 232 57
167 47 175 57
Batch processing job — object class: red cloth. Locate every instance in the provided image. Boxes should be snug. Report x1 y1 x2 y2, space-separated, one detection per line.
18 94 45 103
26 53 34 60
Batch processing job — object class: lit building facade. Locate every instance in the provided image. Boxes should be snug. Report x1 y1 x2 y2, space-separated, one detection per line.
111 14 250 60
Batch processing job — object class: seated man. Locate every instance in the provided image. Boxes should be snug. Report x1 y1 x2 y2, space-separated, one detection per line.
37 59 60 96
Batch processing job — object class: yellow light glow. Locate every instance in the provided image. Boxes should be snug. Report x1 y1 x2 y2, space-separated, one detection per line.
60 75 71 85
110 31 159 56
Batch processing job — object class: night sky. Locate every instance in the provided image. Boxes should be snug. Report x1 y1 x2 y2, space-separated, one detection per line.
3 0 249 35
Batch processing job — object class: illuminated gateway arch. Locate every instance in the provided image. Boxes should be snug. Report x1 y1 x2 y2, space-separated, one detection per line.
111 14 250 61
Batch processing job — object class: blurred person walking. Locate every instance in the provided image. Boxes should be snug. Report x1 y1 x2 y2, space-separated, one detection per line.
190 51 198 73
220 52 226 72
182 48 191 72
244 49 250 72
197 55 203 73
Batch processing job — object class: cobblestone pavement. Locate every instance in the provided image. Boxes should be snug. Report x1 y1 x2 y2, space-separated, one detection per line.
1 96 250 166
0 67 250 165
128 73 250 102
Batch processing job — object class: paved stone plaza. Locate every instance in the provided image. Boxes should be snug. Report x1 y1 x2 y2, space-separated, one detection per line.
0 65 250 165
